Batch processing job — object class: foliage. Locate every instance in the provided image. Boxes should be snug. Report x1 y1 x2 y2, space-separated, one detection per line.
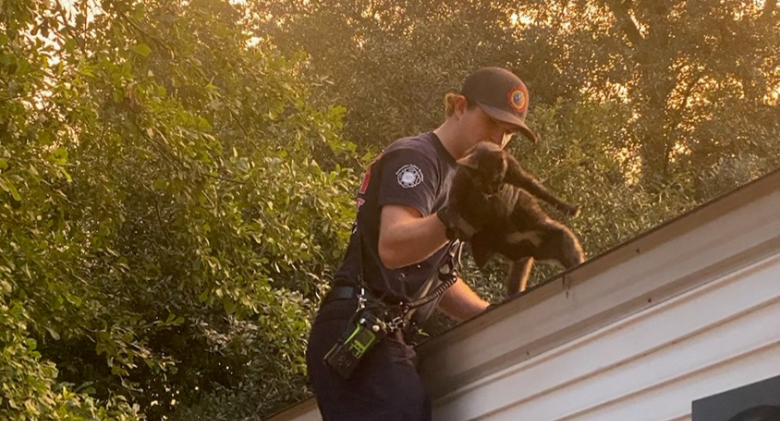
2 0 355 419
251 0 778 341
251 0 780 190
1 301 144 421
249 0 779 292
249 0 527 149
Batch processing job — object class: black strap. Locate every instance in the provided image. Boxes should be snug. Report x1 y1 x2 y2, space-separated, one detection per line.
324 285 383 303
348 222 462 330
396 241 461 327
325 286 363 301
405 241 462 310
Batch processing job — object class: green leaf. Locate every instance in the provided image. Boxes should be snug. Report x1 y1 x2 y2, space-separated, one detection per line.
58 167 72 182
45 326 60 340
237 157 249 172
0 176 21 201
52 147 68 164
131 43 152 57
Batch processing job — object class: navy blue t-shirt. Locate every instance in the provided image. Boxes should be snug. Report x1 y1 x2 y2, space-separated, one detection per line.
333 132 458 322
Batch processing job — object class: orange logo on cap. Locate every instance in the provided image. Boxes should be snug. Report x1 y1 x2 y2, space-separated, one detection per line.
509 87 526 112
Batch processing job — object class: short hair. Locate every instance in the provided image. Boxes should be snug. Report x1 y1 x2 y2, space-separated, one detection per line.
444 93 478 118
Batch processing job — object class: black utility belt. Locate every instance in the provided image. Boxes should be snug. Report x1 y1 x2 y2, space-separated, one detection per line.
324 285 372 302
325 286 409 330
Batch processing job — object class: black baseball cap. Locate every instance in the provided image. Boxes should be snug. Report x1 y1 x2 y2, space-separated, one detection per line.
460 67 538 143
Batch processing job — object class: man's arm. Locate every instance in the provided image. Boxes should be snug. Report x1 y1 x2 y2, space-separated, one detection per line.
378 204 450 269
379 204 489 320
437 278 490 321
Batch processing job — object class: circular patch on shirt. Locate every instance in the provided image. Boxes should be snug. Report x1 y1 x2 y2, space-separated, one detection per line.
396 164 423 188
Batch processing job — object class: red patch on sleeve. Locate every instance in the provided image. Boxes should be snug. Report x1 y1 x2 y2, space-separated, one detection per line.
358 154 382 195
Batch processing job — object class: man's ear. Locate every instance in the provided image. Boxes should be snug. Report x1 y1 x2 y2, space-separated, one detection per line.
454 95 469 118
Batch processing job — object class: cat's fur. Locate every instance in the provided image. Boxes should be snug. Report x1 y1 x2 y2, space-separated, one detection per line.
449 142 585 295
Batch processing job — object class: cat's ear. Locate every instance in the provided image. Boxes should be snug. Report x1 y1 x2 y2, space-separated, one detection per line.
457 153 481 169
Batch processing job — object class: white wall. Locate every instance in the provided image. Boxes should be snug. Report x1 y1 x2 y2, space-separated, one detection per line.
433 255 780 421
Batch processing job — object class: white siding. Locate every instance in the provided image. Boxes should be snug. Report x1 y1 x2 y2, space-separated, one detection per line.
433 255 780 421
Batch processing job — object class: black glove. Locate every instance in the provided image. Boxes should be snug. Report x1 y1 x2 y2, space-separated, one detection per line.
436 204 481 241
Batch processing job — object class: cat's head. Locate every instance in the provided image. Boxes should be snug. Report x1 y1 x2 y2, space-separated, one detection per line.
457 142 507 195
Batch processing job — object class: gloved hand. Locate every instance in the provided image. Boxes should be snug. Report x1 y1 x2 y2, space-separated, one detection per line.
437 205 475 241
436 196 494 241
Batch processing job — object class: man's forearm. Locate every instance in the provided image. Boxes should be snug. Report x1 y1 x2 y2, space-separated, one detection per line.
379 210 449 269
437 278 490 321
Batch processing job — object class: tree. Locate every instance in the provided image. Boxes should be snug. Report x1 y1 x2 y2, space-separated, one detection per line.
2 0 356 419
247 0 779 332
250 0 779 188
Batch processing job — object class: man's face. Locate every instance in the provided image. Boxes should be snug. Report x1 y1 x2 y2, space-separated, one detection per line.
460 103 520 149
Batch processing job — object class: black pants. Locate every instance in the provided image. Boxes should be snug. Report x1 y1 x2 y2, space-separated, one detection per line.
306 299 432 421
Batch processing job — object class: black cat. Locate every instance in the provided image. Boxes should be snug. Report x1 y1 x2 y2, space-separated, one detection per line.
449 142 585 295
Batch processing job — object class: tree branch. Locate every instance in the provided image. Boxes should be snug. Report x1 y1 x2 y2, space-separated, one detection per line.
116 11 175 56
0 94 24 103
228 108 251 139
603 0 644 48
668 35 722 135
203 173 246 185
